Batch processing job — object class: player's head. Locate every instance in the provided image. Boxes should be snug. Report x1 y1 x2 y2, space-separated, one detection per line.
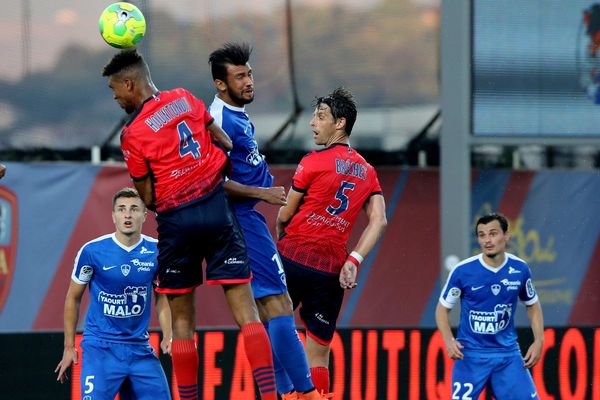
475 213 509 258
102 50 152 114
310 87 357 145
112 187 147 237
209 42 254 107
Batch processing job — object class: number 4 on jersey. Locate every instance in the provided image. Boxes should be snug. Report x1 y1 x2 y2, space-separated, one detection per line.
177 121 201 159
327 181 355 215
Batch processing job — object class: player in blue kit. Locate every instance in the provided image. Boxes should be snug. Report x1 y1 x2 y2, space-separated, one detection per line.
55 188 171 400
435 213 544 400
208 42 324 400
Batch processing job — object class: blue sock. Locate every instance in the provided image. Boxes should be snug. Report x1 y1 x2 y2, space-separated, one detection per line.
268 315 314 393
265 320 294 394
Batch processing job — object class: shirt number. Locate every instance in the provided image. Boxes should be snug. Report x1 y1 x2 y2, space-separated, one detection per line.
177 121 201 159
326 181 355 215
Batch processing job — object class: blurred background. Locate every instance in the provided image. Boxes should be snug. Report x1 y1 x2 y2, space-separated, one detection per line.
0 1 599 399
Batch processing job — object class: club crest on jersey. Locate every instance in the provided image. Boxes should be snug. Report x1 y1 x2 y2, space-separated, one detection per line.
0 187 17 315
491 284 501 295
121 264 131 276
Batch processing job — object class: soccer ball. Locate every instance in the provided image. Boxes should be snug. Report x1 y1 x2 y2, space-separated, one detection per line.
99 2 146 48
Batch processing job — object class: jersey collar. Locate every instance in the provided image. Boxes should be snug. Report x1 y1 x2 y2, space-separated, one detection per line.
478 253 508 273
111 233 143 252
125 91 161 127
213 94 246 112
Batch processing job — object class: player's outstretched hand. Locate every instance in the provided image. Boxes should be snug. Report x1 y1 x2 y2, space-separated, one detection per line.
161 337 172 356
55 346 78 383
523 339 542 368
444 337 464 360
339 261 358 290
261 186 287 206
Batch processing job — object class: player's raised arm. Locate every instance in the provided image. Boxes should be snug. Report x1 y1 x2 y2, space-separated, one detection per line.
55 280 87 383
224 179 286 205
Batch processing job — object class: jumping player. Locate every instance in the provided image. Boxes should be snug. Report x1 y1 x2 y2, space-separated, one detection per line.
208 42 324 400
435 213 544 399
276 88 387 396
55 187 171 400
102 50 277 400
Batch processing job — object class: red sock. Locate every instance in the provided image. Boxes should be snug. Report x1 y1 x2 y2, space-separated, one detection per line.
172 339 199 400
241 322 277 400
310 366 330 393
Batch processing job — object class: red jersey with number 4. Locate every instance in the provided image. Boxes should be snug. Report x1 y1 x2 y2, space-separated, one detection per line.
120 88 227 212
277 143 382 274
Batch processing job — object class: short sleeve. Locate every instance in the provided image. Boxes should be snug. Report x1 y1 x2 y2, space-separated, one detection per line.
519 267 539 305
121 130 149 180
439 267 462 309
292 157 312 192
71 245 94 285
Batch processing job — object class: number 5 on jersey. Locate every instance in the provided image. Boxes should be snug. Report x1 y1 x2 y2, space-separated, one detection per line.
177 121 201 159
327 181 355 215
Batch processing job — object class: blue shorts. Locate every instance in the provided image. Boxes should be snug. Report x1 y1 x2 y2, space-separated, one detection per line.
452 352 538 399
282 256 344 345
236 207 287 299
155 187 251 292
80 338 170 400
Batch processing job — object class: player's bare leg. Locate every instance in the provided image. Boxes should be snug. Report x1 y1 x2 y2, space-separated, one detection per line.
224 283 277 399
168 292 199 400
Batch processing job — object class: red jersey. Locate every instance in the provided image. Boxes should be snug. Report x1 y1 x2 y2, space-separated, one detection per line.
277 143 382 274
121 88 227 212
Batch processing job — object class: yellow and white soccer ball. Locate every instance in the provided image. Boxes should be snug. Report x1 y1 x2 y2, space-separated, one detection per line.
99 2 146 48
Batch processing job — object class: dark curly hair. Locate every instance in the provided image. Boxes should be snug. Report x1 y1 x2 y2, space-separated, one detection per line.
102 49 146 77
313 87 358 135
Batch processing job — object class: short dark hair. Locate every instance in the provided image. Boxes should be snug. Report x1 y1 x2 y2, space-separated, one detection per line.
313 87 358 135
475 213 508 235
102 49 147 77
208 42 252 82
112 187 143 209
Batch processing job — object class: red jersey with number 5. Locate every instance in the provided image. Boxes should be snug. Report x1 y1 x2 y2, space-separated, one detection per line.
277 143 382 274
120 88 227 212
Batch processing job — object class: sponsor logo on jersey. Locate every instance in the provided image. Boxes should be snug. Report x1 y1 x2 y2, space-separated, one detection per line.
471 285 485 291
102 265 117 271
500 278 521 291
508 266 521 274
0 187 17 315
469 304 512 334
140 246 155 254
99 286 147 318
121 264 131 277
131 258 154 268
491 284 501 295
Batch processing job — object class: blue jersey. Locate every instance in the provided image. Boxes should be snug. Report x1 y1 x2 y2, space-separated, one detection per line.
71 233 159 343
209 95 273 210
439 253 538 355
